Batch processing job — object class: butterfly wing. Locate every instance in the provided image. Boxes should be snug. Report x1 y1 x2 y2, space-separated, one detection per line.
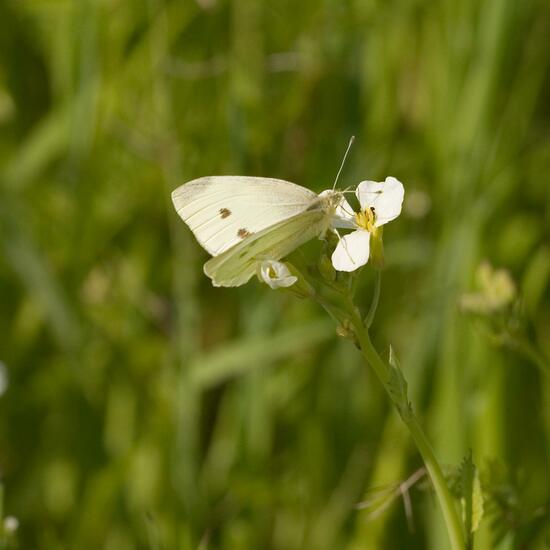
204 209 329 287
171 176 318 256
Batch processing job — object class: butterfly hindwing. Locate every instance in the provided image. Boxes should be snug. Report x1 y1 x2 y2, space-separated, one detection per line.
203 209 328 287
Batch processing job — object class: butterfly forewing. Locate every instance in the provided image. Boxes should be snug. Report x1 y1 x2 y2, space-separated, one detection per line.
171 176 318 256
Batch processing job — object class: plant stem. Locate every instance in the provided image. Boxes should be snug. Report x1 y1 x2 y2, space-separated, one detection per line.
365 269 381 328
294 262 464 548
349 312 466 550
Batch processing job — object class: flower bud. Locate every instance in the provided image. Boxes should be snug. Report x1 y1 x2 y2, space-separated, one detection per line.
318 254 336 282
336 319 356 342
258 260 297 289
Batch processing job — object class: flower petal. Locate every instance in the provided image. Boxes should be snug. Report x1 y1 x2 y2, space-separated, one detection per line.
331 229 371 272
356 176 404 227
318 190 356 229
334 198 357 229
258 260 297 289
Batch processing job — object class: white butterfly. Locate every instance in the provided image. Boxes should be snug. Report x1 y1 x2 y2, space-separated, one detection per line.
171 176 344 287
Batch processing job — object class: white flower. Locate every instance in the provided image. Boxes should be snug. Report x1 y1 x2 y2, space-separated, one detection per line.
258 260 298 289
331 177 404 272
4 516 19 533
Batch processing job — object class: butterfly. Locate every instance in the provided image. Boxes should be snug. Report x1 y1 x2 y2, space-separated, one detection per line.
171 176 343 287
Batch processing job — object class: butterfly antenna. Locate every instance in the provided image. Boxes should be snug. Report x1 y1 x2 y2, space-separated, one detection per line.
332 135 355 191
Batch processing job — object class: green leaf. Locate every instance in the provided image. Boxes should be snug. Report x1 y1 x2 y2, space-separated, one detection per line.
471 472 484 534
189 320 333 389
459 452 484 548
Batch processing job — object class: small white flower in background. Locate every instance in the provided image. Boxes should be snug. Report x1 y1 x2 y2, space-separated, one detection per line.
258 260 298 289
0 360 8 397
460 261 516 314
331 177 405 272
4 516 19 533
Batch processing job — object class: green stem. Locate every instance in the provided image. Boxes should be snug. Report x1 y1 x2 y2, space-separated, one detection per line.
349 312 466 550
290 262 464 548
365 269 381 328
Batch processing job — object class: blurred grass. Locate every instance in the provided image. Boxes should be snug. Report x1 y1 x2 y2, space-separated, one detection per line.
1 0 549 548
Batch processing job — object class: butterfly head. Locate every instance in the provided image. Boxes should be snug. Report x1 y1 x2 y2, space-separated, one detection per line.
317 189 345 214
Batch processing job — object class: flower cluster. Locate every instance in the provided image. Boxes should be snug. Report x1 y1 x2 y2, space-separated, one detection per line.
258 176 405 288
460 261 516 315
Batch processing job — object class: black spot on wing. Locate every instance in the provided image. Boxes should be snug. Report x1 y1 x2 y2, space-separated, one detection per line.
219 208 231 218
237 228 252 239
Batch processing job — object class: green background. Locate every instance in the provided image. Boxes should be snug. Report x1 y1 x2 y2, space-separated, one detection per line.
1 0 549 548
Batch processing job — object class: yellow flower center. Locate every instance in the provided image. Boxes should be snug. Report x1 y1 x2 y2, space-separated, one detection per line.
355 207 377 234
